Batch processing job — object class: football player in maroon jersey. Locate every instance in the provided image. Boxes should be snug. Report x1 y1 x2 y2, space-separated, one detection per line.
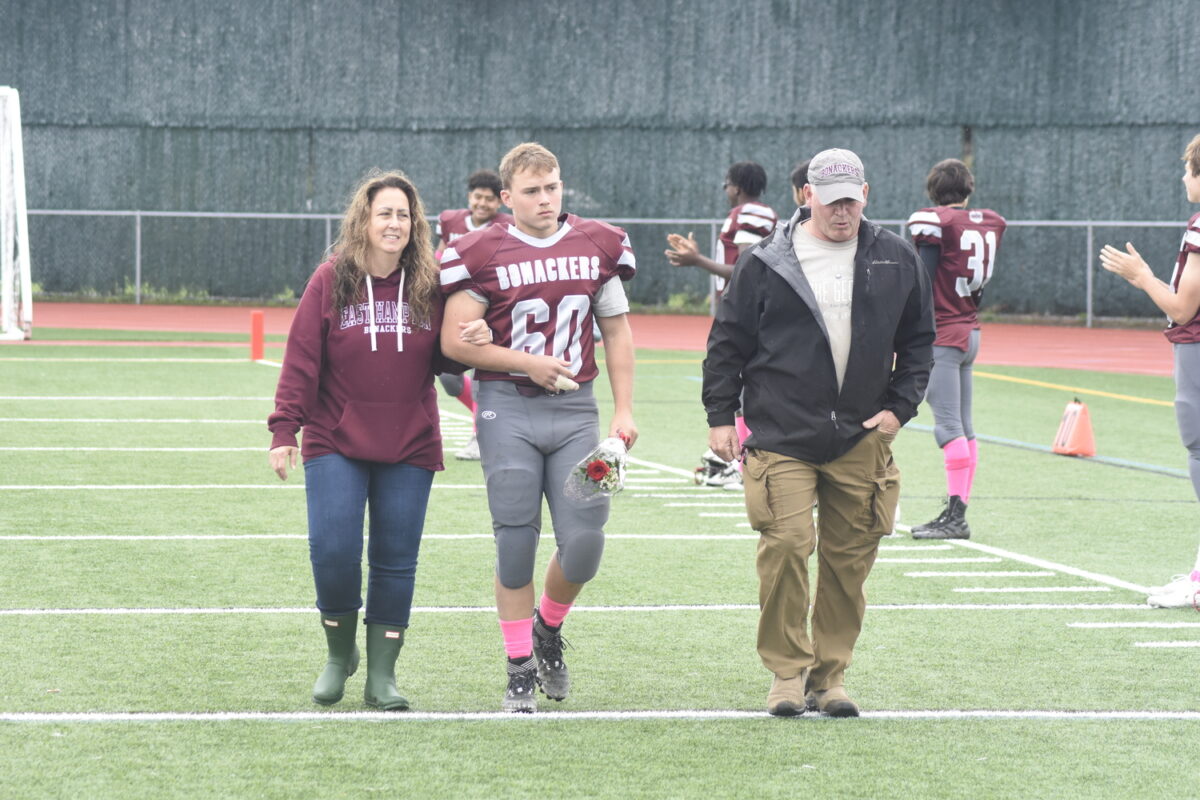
434 170 513 460
439 142 638 711
664 161 778 283
1101 133 1200 608
906 159 1006 540
667 162 779 489
434 169 511 259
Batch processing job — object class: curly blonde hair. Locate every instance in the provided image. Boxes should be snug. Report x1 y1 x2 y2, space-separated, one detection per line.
329 170 438 325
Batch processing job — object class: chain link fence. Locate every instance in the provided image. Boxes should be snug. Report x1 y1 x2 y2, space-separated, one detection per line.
27 209 1186 324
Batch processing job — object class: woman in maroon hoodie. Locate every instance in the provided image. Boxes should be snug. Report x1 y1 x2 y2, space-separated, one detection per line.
268 170 476 710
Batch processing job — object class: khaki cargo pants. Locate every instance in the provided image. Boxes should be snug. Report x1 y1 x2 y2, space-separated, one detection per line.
743 430 900 692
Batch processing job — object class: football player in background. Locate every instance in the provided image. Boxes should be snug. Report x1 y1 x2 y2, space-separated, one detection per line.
790 159 810 209
906 159 1006 539
434 169 511 259
667 161 778 489
440 142 638 711
665 160 778 285
434 169 512 460
1100 133 1200 608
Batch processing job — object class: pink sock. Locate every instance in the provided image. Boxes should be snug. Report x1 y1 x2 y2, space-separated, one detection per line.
457 375 477 430
966 438 979 502
538 594 573 628
499 617 533 659
943 437 972 501
734 417 751 473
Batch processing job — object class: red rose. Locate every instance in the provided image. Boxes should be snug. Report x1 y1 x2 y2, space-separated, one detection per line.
586 460 611 481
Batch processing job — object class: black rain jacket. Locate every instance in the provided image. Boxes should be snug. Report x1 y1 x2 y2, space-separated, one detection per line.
702 207 934 465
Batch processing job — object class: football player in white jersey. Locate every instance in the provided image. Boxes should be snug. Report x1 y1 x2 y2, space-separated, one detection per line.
664 161 778 282
666 162 779 490
1101 133 1200 608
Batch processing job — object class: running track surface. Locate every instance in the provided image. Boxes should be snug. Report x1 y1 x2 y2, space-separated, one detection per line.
21 302 1175 377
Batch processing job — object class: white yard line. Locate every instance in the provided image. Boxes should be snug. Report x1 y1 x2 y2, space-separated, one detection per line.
905 571 1057 578
877 557 1002 564
0 446 263 452
626 456 695 479
1133 641 1200 648
951 540 1150 594
0 603 1147 617
665 502 746 508
4 709 1198 723
0 396 271 401
872 603 1144 610
1069 622 1200 628
0 534 309 541
0 536 969 545
0 533 761 542
0 418 264 424
0 484 488 490
952 586 1111 594
880 544 953 551
0 357 243 363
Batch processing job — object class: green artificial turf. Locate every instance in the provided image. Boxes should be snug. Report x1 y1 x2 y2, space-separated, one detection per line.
1 338 1198 799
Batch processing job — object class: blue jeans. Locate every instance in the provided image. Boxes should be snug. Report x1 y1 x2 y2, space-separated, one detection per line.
303 453 434 627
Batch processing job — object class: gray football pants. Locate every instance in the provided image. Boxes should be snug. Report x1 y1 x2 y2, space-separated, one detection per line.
1173 342 1200 503
926 329 981 447
476 380 609 588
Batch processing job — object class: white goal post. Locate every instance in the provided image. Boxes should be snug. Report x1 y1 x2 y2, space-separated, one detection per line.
0 86 32 341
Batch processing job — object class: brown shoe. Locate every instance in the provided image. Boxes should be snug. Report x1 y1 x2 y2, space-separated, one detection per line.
766 672 807 717
808 686 860 717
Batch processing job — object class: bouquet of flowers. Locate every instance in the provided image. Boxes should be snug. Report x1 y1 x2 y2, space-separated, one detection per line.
563 436 628 503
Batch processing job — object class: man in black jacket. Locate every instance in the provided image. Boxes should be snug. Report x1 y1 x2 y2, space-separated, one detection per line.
703 148 934 717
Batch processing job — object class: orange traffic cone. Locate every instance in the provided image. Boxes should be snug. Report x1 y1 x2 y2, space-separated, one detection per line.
1052 398 1095 457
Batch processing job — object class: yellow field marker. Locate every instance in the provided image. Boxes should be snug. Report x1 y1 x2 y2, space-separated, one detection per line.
975 370 1171 407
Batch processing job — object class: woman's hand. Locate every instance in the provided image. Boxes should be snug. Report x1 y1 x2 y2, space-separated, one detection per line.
270 446 298 481
459 319 493 346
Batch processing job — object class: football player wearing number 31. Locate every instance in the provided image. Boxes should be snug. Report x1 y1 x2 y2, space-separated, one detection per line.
906 159 1007 539
439 142 638 712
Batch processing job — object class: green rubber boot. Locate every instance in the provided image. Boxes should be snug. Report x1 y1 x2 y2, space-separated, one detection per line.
312 612 360 706
363 623 409 710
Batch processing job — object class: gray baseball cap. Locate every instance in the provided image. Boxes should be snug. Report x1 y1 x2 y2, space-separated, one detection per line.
807 148 866 204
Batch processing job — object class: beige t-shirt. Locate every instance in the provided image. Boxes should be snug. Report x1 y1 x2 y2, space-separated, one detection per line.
793 223 857 389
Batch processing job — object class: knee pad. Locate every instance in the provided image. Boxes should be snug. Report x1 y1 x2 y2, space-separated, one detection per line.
487 468 544 589
494 527 540 588
558 528 605 584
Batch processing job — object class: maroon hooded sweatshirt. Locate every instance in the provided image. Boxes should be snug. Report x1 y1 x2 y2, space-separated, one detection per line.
268 259 460 470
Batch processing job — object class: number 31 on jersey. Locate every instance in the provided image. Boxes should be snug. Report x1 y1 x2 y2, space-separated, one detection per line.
956 229 997 298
